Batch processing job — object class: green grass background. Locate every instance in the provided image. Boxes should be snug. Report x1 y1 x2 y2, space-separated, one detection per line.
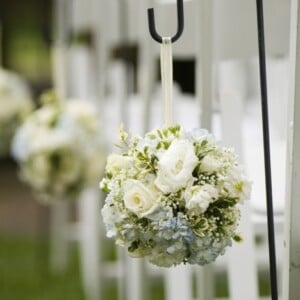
0 234 271 300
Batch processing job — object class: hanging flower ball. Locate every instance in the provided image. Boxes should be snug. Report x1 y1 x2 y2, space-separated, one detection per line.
100 124 251 267
0 68 34 157
12 92 106 202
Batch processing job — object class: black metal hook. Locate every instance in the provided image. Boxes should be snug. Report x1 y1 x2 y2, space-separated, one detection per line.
147 0 184 43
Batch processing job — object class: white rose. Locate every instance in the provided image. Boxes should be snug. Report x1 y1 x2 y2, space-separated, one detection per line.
105 154 132 175
154 139 198 193
185 184 218 213
123 179 158 218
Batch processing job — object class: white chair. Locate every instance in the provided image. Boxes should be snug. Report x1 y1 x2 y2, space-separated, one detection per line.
282 0 300 296
68 43 103 300
50 2 106 300
211 1 290 299
51 1 290 299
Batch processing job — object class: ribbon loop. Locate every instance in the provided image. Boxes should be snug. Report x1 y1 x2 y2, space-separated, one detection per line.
160 37 173 126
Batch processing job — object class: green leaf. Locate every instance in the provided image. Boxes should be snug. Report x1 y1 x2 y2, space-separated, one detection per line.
138 162 148 169
194 218 209 230
162 129 169 137
163 141 170 149
128 240 140 252
143 146 149 154
100 181 111 193
148 134 156 140
137 152 145 160
214 198 237 209
233 234 243 243
201 140 208 147
150 155 158 165
156 142 163 149
138 218 149 227
157 130 163 139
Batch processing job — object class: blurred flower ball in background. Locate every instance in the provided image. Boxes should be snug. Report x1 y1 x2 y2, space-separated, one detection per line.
12 92 106 202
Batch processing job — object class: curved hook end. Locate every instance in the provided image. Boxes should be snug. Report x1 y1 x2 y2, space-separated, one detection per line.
171 0 184 43
147 8 163 43
147 0 184 44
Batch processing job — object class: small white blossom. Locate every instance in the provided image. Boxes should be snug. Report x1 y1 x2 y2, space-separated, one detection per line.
223 166 252 201
185 184 218 213
106 154 132 175
200 154 222 173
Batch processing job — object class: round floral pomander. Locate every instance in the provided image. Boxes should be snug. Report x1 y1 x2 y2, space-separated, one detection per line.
100 124 251 267
12 94 106 202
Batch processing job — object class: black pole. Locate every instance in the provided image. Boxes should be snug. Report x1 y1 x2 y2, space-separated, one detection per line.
255 0 278 299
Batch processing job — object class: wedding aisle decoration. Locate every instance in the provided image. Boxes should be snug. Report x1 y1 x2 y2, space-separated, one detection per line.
12 92 105 202
100 124 251 267
0 68 33 157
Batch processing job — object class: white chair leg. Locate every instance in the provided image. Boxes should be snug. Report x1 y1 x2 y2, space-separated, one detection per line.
164 265 193 300
117 247 127 300
78 187 101 300
194 2 215 299
196 265 214 300
126 258 147 300
50 201 69 272
227 204 259 300
116 249 147 300
218 60 259 300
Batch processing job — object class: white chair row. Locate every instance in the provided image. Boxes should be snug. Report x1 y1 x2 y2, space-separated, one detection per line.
49 0 291 299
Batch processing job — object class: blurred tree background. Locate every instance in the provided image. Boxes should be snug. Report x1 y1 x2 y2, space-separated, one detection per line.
0 0 52 98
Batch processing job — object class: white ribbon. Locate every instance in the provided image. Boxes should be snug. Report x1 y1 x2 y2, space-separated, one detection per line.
160 37 173 126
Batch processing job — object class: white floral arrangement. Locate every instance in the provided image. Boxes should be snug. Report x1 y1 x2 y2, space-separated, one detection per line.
0 68 33 157
12 93 105 202
100 124 251 267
